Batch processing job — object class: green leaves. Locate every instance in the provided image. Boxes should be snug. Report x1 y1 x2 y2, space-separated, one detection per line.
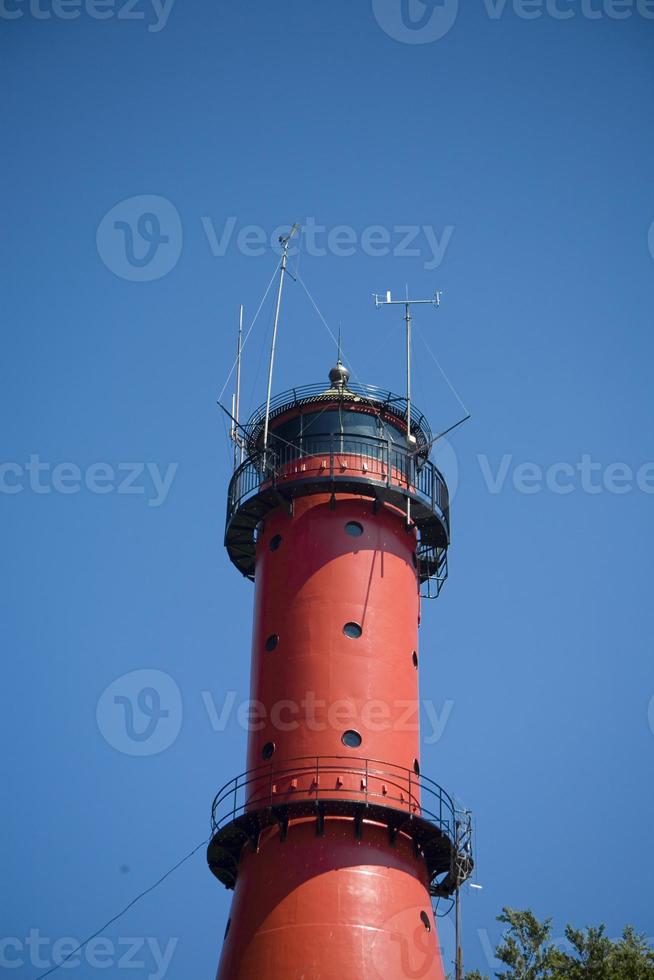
495 908 554 980
465 908 654 980
550 924 654 980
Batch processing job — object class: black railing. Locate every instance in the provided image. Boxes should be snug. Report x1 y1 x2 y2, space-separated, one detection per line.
227 432 450 535
244 382 433 449
210 755 465 842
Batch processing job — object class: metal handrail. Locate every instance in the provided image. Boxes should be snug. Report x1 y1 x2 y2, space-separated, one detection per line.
244 381 433 447
226 432 450 536
209 755 461 841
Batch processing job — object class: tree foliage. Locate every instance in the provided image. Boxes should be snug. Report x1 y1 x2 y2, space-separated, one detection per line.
465 908 654 980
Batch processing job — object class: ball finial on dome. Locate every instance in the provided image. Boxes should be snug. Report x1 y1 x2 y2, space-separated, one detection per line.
328 360 350 388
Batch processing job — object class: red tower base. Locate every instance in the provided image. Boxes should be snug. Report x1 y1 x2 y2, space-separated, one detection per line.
216 817 445 980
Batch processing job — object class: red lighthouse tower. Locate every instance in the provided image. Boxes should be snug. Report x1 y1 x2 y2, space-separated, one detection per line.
209 287 473 979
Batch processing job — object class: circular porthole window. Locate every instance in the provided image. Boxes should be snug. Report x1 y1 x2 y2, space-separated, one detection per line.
262 741 276 760
412 651 418 669
265 634 279 652
270 534 282 551
420 911 431 932
345 521 363 537
413 758 421 776
343 622 362 639
342 730 362 749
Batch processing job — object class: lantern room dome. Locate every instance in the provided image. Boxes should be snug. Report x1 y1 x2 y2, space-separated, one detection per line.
244 364 433 459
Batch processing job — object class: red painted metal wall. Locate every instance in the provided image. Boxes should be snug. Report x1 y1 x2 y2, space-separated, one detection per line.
215 487 446 978
217 819 444 979
249 494 420 765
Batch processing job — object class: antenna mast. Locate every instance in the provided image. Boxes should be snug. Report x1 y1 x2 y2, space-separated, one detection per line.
374 288 442 441
231 304 244 469
374 288 442 521
262 223 300 468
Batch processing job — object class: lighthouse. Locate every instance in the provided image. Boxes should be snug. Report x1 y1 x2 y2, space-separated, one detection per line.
208 318 473 977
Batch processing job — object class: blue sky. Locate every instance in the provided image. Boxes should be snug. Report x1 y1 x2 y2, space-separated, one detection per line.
2 1 654 977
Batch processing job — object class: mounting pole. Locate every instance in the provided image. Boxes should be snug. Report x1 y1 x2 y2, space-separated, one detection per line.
232 304 244 470
262 224 300 469
404 285 411 445
455 882 463 980
374 288 442 442
374 288 442 523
